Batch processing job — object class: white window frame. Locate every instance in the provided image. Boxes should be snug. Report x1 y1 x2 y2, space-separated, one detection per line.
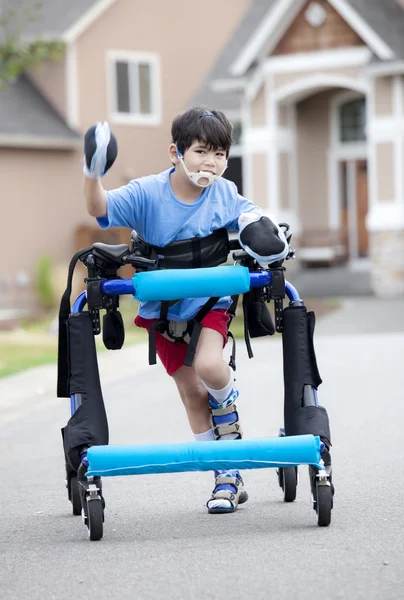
107 50 161 126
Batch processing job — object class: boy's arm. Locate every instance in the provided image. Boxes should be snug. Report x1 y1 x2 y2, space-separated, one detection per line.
84 177 107 217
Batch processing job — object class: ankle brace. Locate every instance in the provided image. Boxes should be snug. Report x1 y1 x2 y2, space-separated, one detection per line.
209 390 243 440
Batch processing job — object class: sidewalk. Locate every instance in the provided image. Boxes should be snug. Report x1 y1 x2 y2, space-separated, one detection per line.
314 296 404 335
0 342 149 426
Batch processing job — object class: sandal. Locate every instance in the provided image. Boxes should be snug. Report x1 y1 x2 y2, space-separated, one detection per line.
207 471 248 514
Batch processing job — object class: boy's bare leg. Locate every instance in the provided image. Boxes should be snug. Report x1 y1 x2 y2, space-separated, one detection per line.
172 365 211 434
173 327 247 513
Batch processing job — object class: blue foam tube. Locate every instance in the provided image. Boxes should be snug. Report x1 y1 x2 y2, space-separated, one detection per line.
132 265 250 302
85 435 322 477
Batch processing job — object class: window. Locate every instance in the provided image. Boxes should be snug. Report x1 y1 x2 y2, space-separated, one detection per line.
109 52 160 125
339 98 366 143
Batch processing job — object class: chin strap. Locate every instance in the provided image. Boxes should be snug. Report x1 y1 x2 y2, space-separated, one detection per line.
175 144 227 188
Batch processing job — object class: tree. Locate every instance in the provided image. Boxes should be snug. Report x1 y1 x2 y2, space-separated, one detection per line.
0 0 65 88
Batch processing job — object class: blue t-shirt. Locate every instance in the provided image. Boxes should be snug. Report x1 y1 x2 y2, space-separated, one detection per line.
97 168 260 321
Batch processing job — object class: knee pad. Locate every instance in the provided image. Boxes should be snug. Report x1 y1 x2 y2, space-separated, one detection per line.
209 391 243 440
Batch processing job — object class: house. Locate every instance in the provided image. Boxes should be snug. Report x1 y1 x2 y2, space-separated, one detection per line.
193 0 404 299
0 0 250 312
1 0 404 314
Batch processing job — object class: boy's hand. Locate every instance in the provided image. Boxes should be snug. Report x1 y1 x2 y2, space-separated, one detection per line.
83 121 118 179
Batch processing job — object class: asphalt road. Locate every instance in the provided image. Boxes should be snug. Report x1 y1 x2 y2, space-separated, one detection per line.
1 306 404 599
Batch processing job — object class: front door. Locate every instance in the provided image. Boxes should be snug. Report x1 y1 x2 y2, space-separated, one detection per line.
340 159 369 259
356 160 369 257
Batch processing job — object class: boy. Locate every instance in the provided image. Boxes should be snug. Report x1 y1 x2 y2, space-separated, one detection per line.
83 106 289 513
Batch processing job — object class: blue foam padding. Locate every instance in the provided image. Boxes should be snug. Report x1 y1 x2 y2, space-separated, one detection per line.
85 435 322 477
132 266 250 302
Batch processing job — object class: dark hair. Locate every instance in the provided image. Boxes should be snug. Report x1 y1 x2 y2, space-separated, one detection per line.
171 105 233 157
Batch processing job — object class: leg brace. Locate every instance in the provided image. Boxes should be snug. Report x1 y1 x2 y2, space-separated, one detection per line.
209 391 243 440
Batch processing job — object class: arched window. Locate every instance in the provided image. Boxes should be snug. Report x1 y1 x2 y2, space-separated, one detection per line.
339 98 366 142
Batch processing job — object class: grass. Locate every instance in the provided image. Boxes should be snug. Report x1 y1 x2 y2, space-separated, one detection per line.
0 296 340 379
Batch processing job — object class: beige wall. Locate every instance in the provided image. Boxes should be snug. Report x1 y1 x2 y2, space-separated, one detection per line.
273 66 364 91
296 90 334 230
279 152 291 210
27 58 67 119
251 153 267 205
0 0 251 310
374 76 394 117
376 142 395 202
0 147 90 308
75 0 250 187
251 87 266 127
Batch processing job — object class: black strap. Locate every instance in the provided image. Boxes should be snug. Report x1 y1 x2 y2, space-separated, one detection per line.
227 295 239 325
242 293 254 359
57 247 92 398
183 297 220 367
191 238 202 268
145 228 230 269
227 331 236 372
148 300 179 366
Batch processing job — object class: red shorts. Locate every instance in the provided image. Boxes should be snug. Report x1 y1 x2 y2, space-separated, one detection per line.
134 309 230 376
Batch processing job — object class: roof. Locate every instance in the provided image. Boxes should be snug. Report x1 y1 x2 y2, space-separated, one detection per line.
0 75 81 149
348 0 404 60
192 0 404 112
0 0 102 41
191 0 274 111
0 1 113 147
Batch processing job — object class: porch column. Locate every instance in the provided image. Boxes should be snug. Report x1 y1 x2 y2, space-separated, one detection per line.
242 77 301 235
367 74 404 298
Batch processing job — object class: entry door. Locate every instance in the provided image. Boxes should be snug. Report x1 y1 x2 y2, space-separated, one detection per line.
356 160 369 257
340 159 369 259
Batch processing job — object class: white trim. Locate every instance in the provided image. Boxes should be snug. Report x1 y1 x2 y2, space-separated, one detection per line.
367 77 378 214
229 0 305 77
327 0 394 60
224 109 242 121
298 247 345 261
0 135 81 149
267 74 279 213
289 104 301 234
241 99 253 201
229 144 242 158
260 0 306 62
328 90 367 255
273 73 368 103
367 203 404 230
65 43 79 128
264 46 371 73
366 73 404 231
243 127 293 151
62 0 117 43
245 64 266 102
366 61 404 76
209 78 247 93
229 0 393 78
367 118 404 140
106 51 162 126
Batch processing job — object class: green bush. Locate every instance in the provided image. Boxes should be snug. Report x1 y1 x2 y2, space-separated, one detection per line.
35 254 55 310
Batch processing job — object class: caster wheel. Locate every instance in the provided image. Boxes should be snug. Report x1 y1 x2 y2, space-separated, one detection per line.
280 467 297 502
315 484 332 527
87 497 104 541
69 476 82 516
